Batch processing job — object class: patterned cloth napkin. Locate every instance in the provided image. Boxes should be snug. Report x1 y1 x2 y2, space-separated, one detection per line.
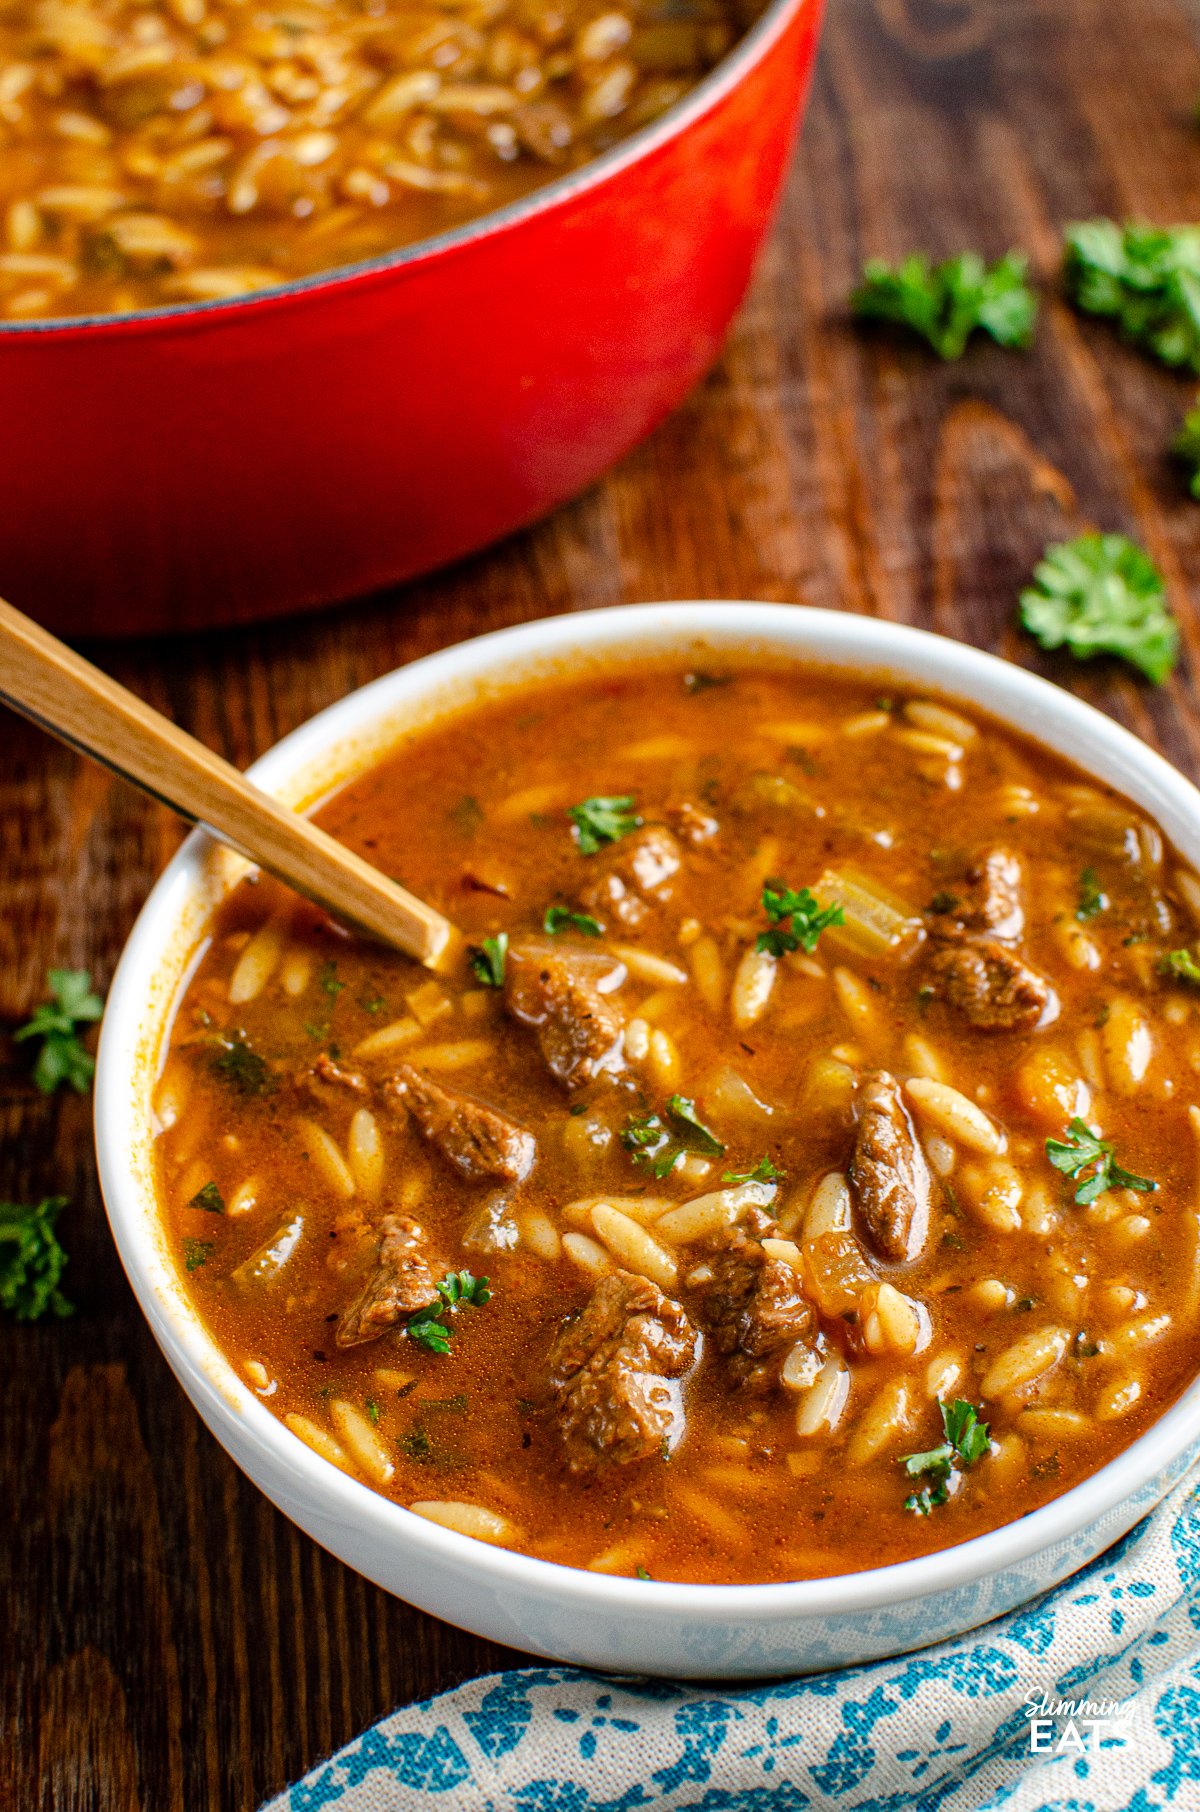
265 1471 1200 1812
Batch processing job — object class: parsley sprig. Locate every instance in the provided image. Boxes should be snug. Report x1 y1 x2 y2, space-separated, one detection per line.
1064 220 1200 373
1018 534 1179 685
567 795 642 855
851 250 1038 360
543 905 603 937
756 882 844 957
211 1033 275 1096
406 1269 492 1354
14 968 103 1095
468 933 508 988
1159 949 1200 986
901 1399 991 1514
0 1197 73 1321
1046 1117 1157 1205
622 1095 725 1178
722 1155 785 1185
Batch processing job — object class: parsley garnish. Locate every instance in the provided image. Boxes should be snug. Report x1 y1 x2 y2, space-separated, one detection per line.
318 960 345 999
927 891 961 916
188 1181 225 1214
901 1399 991 1514
1160 949 1200 986
1075 867 1108 921
0 1197 73 1321
211 1034 275 1096
636 1564 654 1580
683 671 731 694
182 1238 213 1273
567 795 642 855
722 1156 785 1185
1064 220 1200 372
1046 1117 1157 1205
1173 399 1200 498
851 250 1038 360
401 1427 432 1458
14 968 103 1095
543 905 603 937
1018 534 1179 685
622 1095 725 1177
468 933 508 988
365 1397 381 1425
756 881 845 956
406 1269 492 1354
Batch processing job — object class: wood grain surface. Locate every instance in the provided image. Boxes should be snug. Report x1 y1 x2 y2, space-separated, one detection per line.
5 0 1200 1802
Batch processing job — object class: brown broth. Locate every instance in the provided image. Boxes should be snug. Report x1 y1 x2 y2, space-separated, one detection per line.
154 662 1200 1582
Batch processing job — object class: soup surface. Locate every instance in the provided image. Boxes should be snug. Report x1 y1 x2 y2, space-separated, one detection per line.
154 660 1200 1583
0 0 756 319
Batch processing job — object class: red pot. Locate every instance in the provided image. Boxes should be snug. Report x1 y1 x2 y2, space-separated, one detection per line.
0 0 823 637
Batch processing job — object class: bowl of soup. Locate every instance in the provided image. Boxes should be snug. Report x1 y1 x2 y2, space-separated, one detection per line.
95 601 1200 1676
0 0 822 637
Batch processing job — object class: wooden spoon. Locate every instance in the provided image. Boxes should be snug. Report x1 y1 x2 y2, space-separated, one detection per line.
0 597 455 968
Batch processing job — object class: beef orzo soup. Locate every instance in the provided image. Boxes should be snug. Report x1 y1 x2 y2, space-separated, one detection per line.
153 661 1200 1583
0 0 759 319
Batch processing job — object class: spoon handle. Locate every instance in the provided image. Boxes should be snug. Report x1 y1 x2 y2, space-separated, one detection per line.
0 597 454 968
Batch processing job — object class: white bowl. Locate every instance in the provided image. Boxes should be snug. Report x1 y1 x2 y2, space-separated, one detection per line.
96 602 1200 1679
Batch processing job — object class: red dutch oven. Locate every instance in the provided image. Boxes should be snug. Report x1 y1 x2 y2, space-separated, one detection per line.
0 0 823 637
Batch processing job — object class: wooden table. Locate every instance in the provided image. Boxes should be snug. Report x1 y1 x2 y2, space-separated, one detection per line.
5 0 1200 1801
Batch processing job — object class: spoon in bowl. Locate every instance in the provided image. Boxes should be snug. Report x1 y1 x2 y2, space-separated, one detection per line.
0 596 455 968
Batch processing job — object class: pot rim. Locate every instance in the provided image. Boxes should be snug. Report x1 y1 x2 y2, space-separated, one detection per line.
94 601 1200 1629
0 0 814 342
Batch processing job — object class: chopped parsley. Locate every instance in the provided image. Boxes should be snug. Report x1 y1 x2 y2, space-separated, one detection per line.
543 905 603 937
567 795 642 855
318 961 345 1000
468 933 508 988
851 249 1038 360
14 967 104 1095
1075 867 1108 921
683 671 732 694
406 1269 492 1354
365 1397 381 1425
1018 534 1179 685
636 1564 654 1580
182 1238 213 1273
757 881 845 957
210 1034 275 1096
1160 948 1200 986
722 1155 785 1185
622 1095 725 1177
1046 1117 1157 1205
901 1399 991 1514
0 1196 73 1321
188 1181 225 1214
401 1427 432 1459
927 891 961 916
1173 398 1200 498
1064 220 1200 372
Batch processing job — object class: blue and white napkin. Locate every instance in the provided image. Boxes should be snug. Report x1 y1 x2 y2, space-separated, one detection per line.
265 1470 1200 1811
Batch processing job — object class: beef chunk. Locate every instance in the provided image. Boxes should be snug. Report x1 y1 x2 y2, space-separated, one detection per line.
930 847 1025 943
547 1270 696 1471
700 1209 817 1391
504 939 625 1091
384 1063 536 1181
299 1052 368 1104
578 825 682 930
850 1071 932 1264
928 939 1054 1033
337 1214 437 1347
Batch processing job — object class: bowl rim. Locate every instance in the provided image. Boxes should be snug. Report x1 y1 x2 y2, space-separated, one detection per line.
95 600 1200 1627
0 0 814 343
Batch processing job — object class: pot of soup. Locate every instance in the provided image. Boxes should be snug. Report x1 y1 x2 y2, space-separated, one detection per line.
0 0 822 637
95 603 1200 1676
